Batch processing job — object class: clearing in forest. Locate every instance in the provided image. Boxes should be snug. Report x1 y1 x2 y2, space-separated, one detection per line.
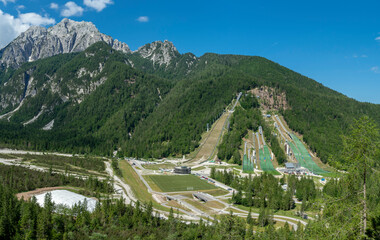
289 134 328 175
191 111 229 163
274 115 329 175
259 146 279 175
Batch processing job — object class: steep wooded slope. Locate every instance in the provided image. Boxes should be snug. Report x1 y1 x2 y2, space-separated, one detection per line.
124 53 380 164
0 42 172 154
0 43 379 166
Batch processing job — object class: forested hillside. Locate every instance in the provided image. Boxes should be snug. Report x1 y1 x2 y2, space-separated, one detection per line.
0 42 379 167
124 53 380 165
0 43 173 154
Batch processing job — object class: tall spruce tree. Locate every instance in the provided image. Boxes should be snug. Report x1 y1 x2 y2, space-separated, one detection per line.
342 116 380 236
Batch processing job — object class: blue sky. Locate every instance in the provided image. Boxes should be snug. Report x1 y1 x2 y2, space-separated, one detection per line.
1 0 380 104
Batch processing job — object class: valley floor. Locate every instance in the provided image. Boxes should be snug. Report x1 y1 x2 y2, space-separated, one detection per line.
0 148 308 229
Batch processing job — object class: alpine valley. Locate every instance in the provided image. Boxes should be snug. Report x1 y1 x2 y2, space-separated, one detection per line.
0 18 379 165
1 17 380 240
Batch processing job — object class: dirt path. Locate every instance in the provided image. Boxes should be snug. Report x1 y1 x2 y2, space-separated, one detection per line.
0 148 73 157
105 161 135 204
0 158 46 171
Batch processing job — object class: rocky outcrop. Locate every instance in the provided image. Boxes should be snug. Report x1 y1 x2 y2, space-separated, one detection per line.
0 18 131 68
135 40 181 66
251 86 289 111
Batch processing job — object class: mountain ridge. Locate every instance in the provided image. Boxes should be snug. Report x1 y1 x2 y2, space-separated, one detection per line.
0 19 186 70
0 18 131 68
0 20 379 167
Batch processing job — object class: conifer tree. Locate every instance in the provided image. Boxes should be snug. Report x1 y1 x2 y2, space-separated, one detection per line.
246 208 253 225
342 116 380 236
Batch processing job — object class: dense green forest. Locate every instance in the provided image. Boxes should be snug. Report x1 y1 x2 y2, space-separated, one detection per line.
0 43 172 155
0 164 113 195
0 42 380 167
1 182 308 240
217 94 259 164
210 168 317 211
217 93 286 165
0 163 297 239
217 108 259 164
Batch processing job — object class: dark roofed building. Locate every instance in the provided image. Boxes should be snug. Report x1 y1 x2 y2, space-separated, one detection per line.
174 166 191 174
193 192 210 202
285 162 300 169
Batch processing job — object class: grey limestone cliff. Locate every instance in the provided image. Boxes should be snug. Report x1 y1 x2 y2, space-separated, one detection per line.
135 40 181 66
0 18 131 68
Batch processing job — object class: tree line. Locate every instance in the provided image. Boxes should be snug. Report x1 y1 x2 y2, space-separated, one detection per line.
0 164 113 195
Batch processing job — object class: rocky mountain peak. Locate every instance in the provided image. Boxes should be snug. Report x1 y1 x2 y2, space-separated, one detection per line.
48 18 98 37
23 25 47 36
136 40 181 66
0 18 131 68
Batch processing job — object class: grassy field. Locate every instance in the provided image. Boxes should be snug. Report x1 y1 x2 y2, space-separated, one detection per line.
202 188 229 196
204 201 225 209
166 200 192 212
147 175 217 192
14 154 105 173
184 199 211 213
226 207 246 214
0 153 17 159
143 175 162 192
118 161 169 211
192 166 206 171
191 111 229 162
142 163 175 170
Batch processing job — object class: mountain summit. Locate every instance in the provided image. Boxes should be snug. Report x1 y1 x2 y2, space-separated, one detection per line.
0 18 131 68
135 40 181 66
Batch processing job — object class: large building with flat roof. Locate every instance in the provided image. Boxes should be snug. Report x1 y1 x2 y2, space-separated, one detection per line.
174 166 191 174
285 162 300 169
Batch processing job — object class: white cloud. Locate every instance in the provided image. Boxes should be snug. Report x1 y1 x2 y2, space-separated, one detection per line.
371 66 380 74
1 0 16 5
17 5 25 10
137 16 149 22
353 54 368 58
83 0 112 12
376 36 380 41
50 3 59 9
61 1 84 17
19 13 55 26
0 9 55 49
